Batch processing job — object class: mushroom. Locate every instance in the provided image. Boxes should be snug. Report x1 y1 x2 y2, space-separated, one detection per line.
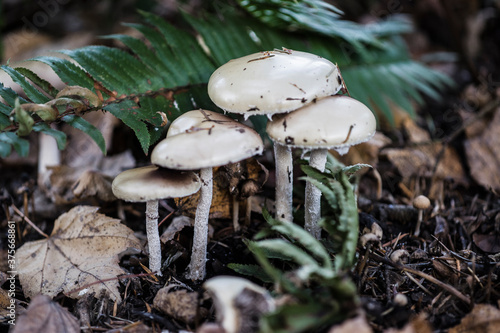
203 275 275 333
151 110 264 280
413 195 431 236
207 49 343 223
208 49 343 119
112 165 201 276
266 96 376 238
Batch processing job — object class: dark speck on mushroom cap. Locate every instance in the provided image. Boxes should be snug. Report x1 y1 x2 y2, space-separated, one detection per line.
266 96 376 150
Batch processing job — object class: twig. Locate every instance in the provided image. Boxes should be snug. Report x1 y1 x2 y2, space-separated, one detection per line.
404 271 432 296
65 272 157 298
11 204 49 238
370 252 471 304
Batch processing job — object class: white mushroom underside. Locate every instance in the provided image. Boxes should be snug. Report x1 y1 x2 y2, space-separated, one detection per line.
151 110 264 170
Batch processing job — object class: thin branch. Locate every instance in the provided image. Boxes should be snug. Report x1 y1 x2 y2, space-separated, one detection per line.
11 204 49 238
370 252 471 304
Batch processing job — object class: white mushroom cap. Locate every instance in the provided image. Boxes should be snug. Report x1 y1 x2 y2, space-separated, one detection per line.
151 110 264 170
266 95 377 154
203 276 275 333
112 165 201 202
208 49 342 116
413 195 431 210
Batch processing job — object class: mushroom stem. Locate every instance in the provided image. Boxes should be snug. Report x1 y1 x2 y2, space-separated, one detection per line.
145 200 162 276
414 210 423 237
274 143 293 222
37 132 61 189
232 196 240 232
245 196 252 225
186 167 213 280
304 148 328 239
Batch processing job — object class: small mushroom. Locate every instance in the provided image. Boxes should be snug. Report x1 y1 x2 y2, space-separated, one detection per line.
151 110 263 280
203 276 275 333
413 195 431 236
266 96 376 238
112 165 201 275
390 249 410 264
207 49 343 223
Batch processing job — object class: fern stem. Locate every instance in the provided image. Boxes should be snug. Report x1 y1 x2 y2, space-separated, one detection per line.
186 167 213 280
304 148 327 239
145 200 162 276
274 143 293 223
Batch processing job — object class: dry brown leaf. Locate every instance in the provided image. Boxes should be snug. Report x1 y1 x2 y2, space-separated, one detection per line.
175 158 267 220
383 144 465 181
472 232 500 253
47 150 135 205
462 107 500 192
175 167 233 220
0 288 14 321
71 170 115 201
154 288 208 325
328 313 373 333
384 313 433 333
381 143 466 199
449 304 500 333
16 206 141 302
402 117 431 143
12 295 79 333
332 132 392 168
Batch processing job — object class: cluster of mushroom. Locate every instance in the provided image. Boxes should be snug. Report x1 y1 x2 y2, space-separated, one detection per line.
208 49 377 238
111 48 376 281
112 110 264 280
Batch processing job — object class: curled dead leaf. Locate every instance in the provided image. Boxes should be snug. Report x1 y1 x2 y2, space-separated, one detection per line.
154 288 208 325
175 158 268 220
462 106 500 192
12 295 79 333
16 206 141 302
449 304 500 333
71 170 115 201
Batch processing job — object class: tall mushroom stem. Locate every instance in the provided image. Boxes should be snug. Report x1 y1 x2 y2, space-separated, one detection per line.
232 196 240 231
304 148 328 239
145 200 162 275
274 143 293 222
186 167 213 280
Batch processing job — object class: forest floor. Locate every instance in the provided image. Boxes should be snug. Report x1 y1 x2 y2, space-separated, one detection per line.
1 1 500 333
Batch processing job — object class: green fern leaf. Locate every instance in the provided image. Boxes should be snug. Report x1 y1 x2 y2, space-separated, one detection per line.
124 23 187 86
33 123 67 150
101 33 170 87
33 57 95 88
227 263 274 283
1 66 50 103
263 208 332 269
61 114 106 155
139 10 216 83
104 101 148 153
14 67 59 98
60 46 152 94
184 13 263 64
237 0 412 47
0 132 29 157
0 81 28 107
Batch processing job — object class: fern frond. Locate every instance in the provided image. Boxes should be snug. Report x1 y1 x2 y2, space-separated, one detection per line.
237 0 412 47
0 3 452 157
